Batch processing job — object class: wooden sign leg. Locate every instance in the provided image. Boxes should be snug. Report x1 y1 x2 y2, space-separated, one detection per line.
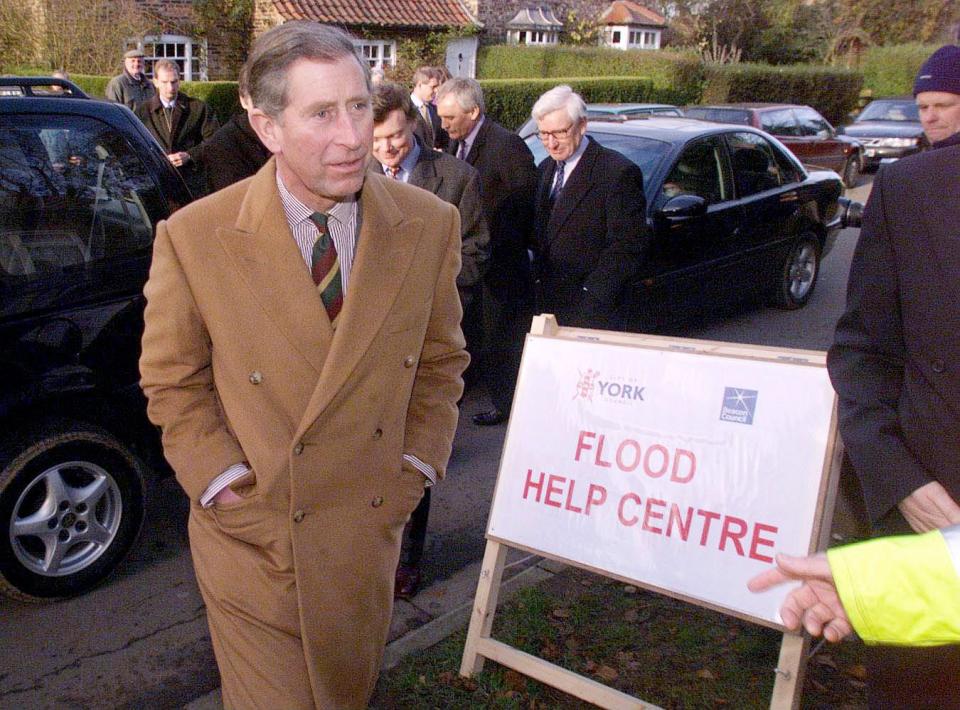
769 633 809 710
460 539 509 677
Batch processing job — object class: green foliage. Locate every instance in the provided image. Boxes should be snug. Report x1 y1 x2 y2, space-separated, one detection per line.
860 42 942 97
481 76 672 130
68 73 111 99
844 0 960 45
700 63 863 125
561 9 602 47
192 0 253 79
392 28 475 86
181 80 241 123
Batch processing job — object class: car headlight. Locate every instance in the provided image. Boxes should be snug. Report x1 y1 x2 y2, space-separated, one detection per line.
878 137 919 147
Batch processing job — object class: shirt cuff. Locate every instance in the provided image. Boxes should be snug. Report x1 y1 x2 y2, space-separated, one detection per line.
403 453 437 487
200 463 250 507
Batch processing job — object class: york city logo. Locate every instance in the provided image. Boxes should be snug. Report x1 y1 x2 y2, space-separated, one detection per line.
573 369 645 404
720 387 758 425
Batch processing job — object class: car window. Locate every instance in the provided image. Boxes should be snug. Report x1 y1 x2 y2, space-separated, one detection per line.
725 132 785 197
0 114 163 281
525 131 671 193
857 100 920 122
661 138 727 205
685 108 751 125
760 109 801 137
795 108 833 138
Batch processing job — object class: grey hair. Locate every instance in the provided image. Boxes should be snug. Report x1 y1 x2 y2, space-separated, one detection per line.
531 85 586 124
245 21 370 117
436 77 485 115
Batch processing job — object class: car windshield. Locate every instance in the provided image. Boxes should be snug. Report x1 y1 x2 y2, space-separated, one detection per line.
857 101 919 122
684 108 752 125
525 131 671 193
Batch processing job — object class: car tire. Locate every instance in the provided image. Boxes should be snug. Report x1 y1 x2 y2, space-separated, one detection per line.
773 234 820 310
0 421 146 601
842 156 860 189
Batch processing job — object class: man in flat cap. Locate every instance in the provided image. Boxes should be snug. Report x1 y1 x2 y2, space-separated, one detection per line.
827 44 960 707
105 48 155 109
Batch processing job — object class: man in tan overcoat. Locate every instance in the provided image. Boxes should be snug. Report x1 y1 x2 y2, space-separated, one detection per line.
139 22 468 708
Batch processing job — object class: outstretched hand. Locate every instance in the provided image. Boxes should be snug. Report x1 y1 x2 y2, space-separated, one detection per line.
748 553 853 642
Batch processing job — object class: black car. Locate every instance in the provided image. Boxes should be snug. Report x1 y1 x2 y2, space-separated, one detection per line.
0 78 192 600
523 117 860 330
839 98 926 170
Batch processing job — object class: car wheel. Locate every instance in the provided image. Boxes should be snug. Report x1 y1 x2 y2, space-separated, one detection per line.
842 156 860 189
0 422 146 601
773 234 820 310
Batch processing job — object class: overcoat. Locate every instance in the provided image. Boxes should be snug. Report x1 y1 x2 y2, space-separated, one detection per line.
139 158 468 707
533 137 649 329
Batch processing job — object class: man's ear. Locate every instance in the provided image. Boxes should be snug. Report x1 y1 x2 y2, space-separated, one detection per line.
249 107 281 155
468 106 481 121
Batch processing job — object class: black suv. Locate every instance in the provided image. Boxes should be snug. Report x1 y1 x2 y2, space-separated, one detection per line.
0 78 192 600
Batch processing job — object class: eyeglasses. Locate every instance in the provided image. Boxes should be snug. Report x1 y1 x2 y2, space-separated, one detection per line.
537 125 575 141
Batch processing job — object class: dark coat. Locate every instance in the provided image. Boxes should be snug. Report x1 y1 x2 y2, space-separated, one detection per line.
413 101 449 152
533 137 649 329
199 112 271 194
135 92 219 196
104 71 155 109
827 142 960 525
448 118 537 300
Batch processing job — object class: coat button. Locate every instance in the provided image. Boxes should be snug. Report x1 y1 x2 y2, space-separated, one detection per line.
293 442 304 455
403 355 415 368
293 510 305 523
933 359 945 373
371 496 384 508
248 370 263 385
373 428 383 439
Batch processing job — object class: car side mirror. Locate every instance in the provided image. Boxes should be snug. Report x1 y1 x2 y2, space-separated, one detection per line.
657 194 707 224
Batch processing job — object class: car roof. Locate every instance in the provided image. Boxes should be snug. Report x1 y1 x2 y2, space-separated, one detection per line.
688 103 805 111
587 103 677 112
583 115 760 142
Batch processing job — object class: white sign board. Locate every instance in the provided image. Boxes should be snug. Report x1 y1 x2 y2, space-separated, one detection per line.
487 335 836 624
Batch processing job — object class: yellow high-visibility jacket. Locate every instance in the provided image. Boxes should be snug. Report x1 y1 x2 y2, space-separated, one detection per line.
829 525 960 645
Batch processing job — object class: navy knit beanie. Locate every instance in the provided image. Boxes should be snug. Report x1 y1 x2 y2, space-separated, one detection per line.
913 45 960 96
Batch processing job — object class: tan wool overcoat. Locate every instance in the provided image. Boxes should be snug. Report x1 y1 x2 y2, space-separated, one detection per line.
139 158 468 708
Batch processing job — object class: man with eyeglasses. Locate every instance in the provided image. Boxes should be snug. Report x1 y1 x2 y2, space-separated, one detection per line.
531 85 649 330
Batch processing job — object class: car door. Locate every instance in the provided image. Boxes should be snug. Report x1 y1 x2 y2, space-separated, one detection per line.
635 136 740 325
722 130 804 295
0 113 173 398
794 107 845 174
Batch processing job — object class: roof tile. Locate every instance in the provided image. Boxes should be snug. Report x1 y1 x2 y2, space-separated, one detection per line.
601 0 667 27
271 0 475 28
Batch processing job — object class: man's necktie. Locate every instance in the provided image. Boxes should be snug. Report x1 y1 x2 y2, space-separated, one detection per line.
309 212 343 326
457 141 467 161
387 165 401 179
419 103 430 122
550 160 566 204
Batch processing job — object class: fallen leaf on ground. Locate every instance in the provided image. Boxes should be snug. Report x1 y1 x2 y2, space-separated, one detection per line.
696 669 716 680
505 670 526 692
815 654 837 669
552 607 571 619
595 665 619 682
843 663 868 680
623 585 638 594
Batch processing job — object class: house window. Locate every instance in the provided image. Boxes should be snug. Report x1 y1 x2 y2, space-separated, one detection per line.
354 40 395 69
130 35 206 81
612 30 621 43
644 31 657 47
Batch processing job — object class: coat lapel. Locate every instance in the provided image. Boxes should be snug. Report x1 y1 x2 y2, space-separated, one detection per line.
214 158 334 375
547 138 599 236
410 149 442 194
296 174 424 434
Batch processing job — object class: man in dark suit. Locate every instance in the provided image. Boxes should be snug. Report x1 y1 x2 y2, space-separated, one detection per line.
410 66 448 151
530 85 649 330
198 66 270 194
134 58 219 196
826 45 960 708
437 77 537 426
370 81 490 597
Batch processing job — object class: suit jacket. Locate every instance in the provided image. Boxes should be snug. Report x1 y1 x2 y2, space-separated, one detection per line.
199 111 271 194
139 159 468 705
413 101 448 151
827 142 960 526
407 145 490 302
533 137 649 329
134 92 219 159
449 117 537 299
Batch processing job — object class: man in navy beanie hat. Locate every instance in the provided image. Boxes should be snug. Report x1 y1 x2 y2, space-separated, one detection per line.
913 44 960 148
828 42 960 709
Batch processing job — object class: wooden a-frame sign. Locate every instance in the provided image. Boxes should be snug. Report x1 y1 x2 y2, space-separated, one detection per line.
460 315 843 710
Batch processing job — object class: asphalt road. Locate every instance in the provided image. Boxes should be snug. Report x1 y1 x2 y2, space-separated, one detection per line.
0 179 871 709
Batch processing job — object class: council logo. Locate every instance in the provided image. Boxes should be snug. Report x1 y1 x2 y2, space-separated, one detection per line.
719 387 758 424
573 368 599 401
573 369 645 405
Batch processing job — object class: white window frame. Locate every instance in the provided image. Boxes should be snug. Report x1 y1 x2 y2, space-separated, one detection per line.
128 34 207 82
353 39 396 69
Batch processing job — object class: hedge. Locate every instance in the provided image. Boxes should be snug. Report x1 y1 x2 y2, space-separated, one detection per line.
860 43 941 97
700 63 863 126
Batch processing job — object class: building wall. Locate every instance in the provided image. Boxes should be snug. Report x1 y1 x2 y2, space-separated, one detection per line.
475 0 611 45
